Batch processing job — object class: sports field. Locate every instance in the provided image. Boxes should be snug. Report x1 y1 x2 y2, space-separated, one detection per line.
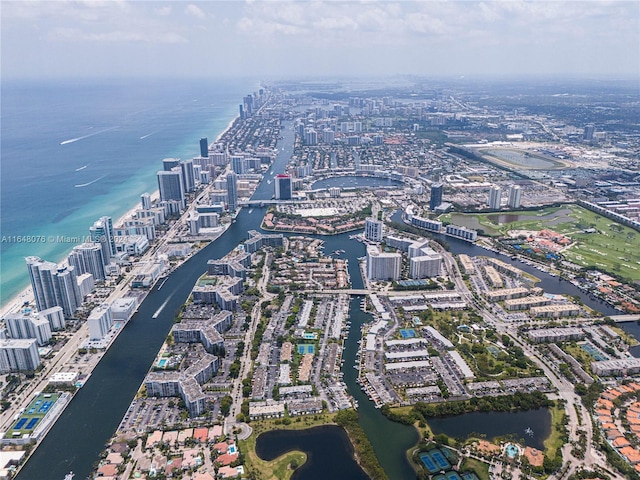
5 393 60 439
440 205 640 282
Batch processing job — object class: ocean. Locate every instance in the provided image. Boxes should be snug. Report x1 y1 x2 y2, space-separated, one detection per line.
0 77 256 307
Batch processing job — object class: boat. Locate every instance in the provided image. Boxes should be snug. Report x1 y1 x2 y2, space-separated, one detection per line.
64 473 74 480
525 427 533 436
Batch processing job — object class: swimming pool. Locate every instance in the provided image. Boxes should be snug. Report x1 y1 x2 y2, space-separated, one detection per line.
506 443 520 458
158 358 167 368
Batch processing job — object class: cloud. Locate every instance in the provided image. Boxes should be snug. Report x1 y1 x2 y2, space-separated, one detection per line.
49 27 187 44
185 4 206 19
155 6 172 17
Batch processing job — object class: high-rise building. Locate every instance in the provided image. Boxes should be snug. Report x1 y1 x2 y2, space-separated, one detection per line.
227 172 238 212
26 256 58 313
26 258 81 317
39 306 65 331
4 312 52 346
239 104 244 120
508 185 522 209
323 128 335 144
304 128 318 145
244 95 254 116
157 168 185 207
488 186 502 210
87 304 113 340
141 192 152 210
366 245 401 281
583 125 595 141
0 339 40 373
274 174 292 200
410 250 442 279
364 218 384 242
53 266 81 317
430 183 443 211
180 159 196 193
162 157 180 171
90 216 116 265
231 155 246 175
68 242 106 281
199 137 208 158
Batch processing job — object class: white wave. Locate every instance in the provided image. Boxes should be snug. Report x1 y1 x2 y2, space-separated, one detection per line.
60 126 117 145
74 175 106 188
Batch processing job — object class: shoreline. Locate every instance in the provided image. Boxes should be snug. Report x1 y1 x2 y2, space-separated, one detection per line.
1 112 241 474
0 115 239 319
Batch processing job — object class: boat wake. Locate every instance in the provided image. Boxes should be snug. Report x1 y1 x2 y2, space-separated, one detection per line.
60 126 117 145
75 164 88 172
74 175 106 188
152 294 172 319
139 132 156 140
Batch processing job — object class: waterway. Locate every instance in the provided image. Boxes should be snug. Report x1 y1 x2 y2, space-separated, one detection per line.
17 120 298 480
391 210 619 317
20 115 621 479
255 425 369 480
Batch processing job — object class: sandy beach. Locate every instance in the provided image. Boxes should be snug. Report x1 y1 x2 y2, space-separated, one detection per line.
0 115 238 319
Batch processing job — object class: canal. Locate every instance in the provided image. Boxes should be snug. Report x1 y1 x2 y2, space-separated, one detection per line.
17 121 297 480
20 118 624 479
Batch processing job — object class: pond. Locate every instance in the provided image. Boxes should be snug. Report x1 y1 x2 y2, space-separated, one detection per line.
255 425 369 480
427 408 551 450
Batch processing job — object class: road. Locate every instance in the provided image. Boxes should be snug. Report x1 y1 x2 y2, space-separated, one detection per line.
437 247 620 478
225 252 275 434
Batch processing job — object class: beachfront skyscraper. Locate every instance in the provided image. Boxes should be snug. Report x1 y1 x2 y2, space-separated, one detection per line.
275 174 292 200
430 183 443 211
90 216 116 265
180 159 196 193
488 186 502 210
508 185 522 209
200 137 208 158
5 312 52 346
27 256 60 312
68 242 106 281
53 266 81 316
227 172 238 212
157 168 185 207
162 157 180 171
26 257 81 317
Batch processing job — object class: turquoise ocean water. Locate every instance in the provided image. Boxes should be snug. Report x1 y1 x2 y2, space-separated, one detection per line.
1 78 256 307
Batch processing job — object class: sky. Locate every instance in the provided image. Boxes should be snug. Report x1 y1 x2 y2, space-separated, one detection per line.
1 0 639 80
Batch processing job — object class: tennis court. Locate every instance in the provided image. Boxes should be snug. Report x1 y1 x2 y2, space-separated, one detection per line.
4 392 60 439
419 452 438 473
400 329 416 338
14 418 27 430
430 449 451 470
297 344 315 354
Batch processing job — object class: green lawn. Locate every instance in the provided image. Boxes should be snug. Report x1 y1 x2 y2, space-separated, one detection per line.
460 457 491 480
5 393 60 438
440 205 640 282
543 403 566 463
